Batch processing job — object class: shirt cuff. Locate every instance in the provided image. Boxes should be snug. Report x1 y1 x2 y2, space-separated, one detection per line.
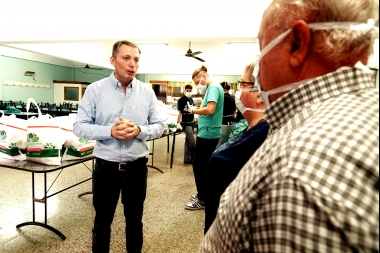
136 125 147 139
104 126 113 138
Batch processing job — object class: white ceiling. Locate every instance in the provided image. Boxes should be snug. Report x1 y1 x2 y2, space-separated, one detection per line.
0 0 271 75
1 0 378 75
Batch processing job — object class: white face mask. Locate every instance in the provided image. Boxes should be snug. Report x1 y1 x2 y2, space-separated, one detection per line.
197 77 208 91
235 90 265 115
254 19 378 105
185 92 192 98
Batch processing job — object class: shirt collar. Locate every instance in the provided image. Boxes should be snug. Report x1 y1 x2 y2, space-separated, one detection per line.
109 71 135 89
264 67 374 133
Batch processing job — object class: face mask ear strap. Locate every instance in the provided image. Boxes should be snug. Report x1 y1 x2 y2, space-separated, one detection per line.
259 30 292 60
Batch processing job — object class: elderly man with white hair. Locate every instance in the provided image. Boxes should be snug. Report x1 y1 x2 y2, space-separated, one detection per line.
200 0 379 252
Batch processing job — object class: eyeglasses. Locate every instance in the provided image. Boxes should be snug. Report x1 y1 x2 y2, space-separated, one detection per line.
237 81 256 91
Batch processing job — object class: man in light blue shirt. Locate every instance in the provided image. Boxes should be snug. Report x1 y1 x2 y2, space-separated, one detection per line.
74 40 164 253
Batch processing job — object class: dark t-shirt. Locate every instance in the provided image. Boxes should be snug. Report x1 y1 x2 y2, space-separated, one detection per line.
223 93 236 116
177 96 194 122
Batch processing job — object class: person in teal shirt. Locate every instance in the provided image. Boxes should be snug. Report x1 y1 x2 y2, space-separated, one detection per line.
184 65 224 210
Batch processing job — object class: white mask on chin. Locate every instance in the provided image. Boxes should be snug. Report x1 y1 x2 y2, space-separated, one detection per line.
235 90 265 114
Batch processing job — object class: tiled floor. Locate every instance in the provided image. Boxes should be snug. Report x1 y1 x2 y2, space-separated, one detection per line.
0 132 204 253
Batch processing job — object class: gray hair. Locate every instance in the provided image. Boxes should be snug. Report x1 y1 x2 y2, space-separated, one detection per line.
265 0 379 65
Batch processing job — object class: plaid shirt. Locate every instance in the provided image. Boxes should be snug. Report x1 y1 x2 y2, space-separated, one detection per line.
200 67 379 253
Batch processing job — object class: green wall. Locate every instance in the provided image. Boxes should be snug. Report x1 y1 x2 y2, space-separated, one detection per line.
1 56 72 103
1 54 377 107
0 56 113 104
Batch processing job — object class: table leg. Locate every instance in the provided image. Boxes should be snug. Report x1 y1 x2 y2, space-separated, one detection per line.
78 158 95 197
16 172 66 240
170 132 176 169
147 139 164 173
167 135 170 153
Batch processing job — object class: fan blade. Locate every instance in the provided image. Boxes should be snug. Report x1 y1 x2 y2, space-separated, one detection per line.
191 51 202 56
83 64 103 70
192 56 206 62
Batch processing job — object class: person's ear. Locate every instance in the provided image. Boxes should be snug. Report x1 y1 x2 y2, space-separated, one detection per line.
256 93 265 107
110 56 115 67
289 20 311 68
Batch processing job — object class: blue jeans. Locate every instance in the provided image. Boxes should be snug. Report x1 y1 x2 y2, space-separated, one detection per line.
216 124 234 149
92 158 148 253
181 122 196 162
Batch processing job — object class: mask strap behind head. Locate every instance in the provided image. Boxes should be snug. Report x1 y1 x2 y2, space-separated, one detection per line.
259 19 378 63
309 19 379 35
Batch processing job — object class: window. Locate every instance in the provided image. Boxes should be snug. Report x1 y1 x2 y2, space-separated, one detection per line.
64 87 79 101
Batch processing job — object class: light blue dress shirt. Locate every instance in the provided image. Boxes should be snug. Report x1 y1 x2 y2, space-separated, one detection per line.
73 72 164 162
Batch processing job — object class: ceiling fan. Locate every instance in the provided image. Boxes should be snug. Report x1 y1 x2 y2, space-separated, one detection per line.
74 64 103 70
83 64 103 70
185 42 205 62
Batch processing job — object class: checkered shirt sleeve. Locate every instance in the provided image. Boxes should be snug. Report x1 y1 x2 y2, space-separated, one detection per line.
199 67 379 253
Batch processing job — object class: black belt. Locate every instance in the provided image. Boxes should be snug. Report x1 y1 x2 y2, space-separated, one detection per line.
222 116 234 125
96 157 148 171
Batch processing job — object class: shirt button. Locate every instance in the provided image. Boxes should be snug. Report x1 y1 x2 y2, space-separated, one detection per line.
123 145 126 148
122 158 126 161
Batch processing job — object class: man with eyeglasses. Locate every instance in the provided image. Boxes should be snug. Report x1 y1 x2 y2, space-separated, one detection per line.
227 80 258 141
200 0 379 252
203 62 269 234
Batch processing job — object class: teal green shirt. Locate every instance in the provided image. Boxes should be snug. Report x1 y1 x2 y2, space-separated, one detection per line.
198 82 224 139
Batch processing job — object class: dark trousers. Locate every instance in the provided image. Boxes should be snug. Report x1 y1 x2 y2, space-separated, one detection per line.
92 158 148 253
192 136 219 202
204 165 241 234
